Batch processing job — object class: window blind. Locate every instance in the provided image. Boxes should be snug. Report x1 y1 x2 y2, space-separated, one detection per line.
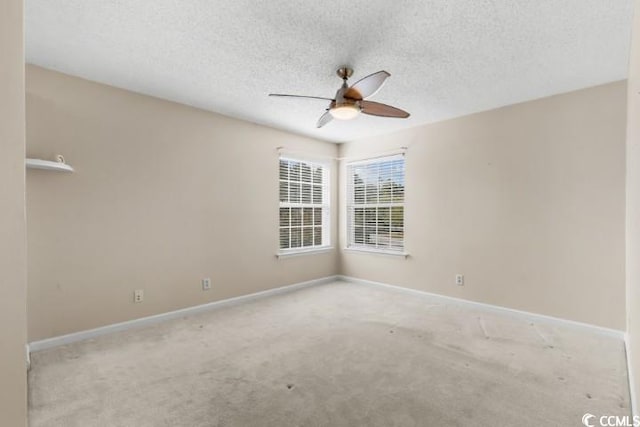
346 155 405 252
279 158 330 251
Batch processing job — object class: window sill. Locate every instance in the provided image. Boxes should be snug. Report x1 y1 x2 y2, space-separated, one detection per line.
276 247 334 258
343 247 410 258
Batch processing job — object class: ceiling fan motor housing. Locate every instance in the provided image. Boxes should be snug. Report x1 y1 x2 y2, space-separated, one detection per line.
331 85 361 120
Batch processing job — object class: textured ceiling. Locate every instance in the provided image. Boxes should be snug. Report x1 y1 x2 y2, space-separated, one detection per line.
26 0 633 143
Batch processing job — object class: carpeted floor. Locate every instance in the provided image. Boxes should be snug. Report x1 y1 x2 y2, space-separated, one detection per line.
28 280 630 426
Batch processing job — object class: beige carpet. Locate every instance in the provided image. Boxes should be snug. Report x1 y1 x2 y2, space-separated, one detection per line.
28 281 630 426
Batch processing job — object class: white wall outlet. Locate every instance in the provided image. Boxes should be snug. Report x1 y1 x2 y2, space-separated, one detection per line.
202 278 211 291
26 344 31 371
134 289 144 303
455 274 464 286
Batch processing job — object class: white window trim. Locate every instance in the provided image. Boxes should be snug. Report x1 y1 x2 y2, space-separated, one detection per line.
346 153 405 255
276 246 334 258
278 156 331 255
343 247 409 258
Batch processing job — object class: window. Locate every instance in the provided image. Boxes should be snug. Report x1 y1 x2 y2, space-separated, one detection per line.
279 158 330 252
347 155 405 253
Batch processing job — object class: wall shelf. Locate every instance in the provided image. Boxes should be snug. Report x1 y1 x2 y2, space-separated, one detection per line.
26 158 74 173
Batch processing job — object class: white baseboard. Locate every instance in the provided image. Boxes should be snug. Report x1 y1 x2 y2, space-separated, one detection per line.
28 273 625 356
626 333 638 417
29 275 339 353
338 275 625 339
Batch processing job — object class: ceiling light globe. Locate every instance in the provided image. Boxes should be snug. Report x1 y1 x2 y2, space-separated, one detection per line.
330 104 360 120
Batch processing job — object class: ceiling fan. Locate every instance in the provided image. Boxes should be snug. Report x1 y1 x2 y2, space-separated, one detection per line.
269 67 410 128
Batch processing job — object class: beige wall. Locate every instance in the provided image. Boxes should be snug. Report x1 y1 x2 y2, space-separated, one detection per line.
627 0 640 413
26 64 627 341
26 65 339 341
340 82 627 330
0 0 28 425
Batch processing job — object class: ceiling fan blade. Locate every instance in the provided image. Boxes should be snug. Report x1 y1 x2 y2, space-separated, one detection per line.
360 101 410 118
269 94 334 101
344 71 390 100
317 111 333 128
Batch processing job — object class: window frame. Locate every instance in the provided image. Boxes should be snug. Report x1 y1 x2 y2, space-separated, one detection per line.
278 156 331 255
346 154 406 255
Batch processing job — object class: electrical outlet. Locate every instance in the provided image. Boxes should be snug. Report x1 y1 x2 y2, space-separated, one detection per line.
134 289 144 303
202 278 211 291
25 344 31 371
455 274 464 286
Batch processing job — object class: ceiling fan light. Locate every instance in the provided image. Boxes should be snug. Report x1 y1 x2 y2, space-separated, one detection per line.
330 104 360 120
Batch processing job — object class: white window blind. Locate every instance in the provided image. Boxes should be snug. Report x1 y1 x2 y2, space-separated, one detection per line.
346 155 405 252
279 158 330 252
